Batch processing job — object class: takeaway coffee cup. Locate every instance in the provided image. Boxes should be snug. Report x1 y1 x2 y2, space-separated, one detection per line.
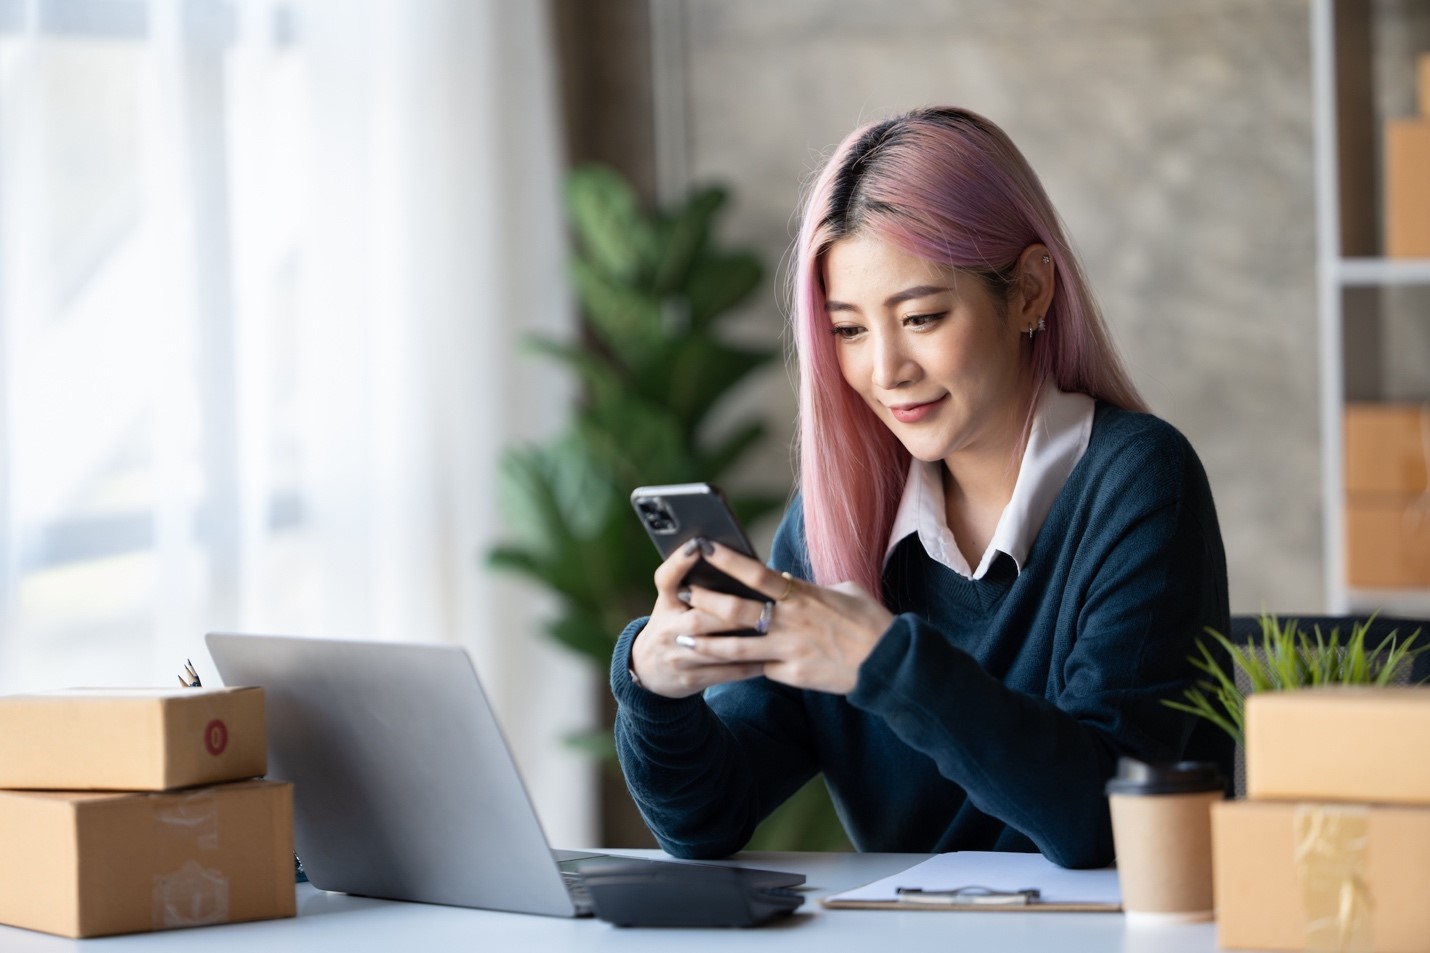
1105 757 1225 923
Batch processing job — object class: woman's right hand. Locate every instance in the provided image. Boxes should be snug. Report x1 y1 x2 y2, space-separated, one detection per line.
628 538 770 698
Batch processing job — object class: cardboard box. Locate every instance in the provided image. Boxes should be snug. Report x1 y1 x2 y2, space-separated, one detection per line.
0 779 295 938
1345 403 1430 495
1385 119 1430 258
1213 799 1430 953
1346 496 1430 588
1246 687 1430 804
0 688 266 791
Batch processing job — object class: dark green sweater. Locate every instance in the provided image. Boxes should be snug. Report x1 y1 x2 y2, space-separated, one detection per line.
610 404 1231 868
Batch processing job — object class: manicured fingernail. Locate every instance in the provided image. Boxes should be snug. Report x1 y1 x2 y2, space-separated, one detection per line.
697 538 715 557
681 537 704 557
675 635 696 649
677 587 693 605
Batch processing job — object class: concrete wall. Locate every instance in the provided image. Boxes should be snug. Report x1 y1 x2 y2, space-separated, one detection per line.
666 0 1324 613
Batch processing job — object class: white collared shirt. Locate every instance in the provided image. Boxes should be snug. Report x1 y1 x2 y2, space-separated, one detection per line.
883 386 1096 580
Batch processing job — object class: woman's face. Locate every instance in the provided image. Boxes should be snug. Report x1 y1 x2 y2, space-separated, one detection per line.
823 232 1031 467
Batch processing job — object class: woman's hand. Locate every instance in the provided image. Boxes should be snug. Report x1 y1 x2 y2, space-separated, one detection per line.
630 540 895 697
628 539 770 698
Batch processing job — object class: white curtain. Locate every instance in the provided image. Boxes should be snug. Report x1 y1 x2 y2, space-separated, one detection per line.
0 0 595 847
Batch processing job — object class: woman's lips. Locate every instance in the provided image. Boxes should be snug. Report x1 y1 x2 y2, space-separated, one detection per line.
887 395 947 423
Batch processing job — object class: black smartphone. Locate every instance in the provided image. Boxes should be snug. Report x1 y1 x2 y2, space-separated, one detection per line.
630 483 770 612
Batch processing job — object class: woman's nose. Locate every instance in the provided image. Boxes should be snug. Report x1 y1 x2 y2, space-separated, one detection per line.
871 333 917 390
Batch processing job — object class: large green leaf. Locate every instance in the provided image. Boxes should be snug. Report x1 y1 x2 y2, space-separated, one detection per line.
632 336 777 433
652 185 727 296
685 252 764 330
497 449 579 558
493 458 603 606
576 397 690 489
566 165 656 282
567 259 663 364
523 335 629 411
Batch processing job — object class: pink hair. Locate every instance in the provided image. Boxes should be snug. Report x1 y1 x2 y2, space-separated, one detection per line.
790 106 1148 598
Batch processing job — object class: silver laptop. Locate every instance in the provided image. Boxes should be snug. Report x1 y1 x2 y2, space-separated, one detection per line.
204 632 802 917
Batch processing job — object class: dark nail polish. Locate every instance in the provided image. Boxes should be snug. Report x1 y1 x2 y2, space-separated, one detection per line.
698 538 715 557
682 537 704 557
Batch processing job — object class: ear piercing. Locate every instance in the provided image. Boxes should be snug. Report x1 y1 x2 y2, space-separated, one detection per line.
1027 254 1051 339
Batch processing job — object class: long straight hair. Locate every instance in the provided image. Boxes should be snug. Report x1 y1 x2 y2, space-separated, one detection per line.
790 106 1148 597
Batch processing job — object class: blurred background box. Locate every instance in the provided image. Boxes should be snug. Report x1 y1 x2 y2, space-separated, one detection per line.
0 780 295 939
1246 687 1430 804
1385 118 1430 258
1213 800 1430 953
1344 404 1430 588
1345 404 1429 495
0 688 266 791
1346 499 1430 588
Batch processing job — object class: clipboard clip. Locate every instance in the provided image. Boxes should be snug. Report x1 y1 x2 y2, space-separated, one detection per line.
894 885 1042 906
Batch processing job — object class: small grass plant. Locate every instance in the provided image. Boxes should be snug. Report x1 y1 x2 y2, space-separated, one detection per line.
1164 614 1427 748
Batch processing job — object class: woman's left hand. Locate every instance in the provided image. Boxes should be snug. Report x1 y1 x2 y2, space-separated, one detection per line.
676 542 896 695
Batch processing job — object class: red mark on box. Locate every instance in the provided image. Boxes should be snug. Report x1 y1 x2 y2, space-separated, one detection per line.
204 719 228 756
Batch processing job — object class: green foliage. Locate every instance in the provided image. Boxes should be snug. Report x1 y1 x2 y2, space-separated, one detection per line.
1163 613 1428 748
489 163 851 850
490 164 785 671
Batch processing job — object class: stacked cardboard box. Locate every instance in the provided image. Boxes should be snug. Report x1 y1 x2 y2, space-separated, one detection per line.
1213 687 1430 952
1344 404 1430 589
0 688 296 938
1386 54 1430 257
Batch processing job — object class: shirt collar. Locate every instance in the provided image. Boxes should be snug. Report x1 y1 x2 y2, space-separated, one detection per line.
884 385 1095 580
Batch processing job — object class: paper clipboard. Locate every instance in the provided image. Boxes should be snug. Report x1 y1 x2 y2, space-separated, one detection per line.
819 851 1121 912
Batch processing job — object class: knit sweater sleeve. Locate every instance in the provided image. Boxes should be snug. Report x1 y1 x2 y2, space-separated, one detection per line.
849 419 1228 869
609 507 823 858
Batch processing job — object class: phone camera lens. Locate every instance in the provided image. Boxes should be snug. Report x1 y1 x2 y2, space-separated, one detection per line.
638 498 678 534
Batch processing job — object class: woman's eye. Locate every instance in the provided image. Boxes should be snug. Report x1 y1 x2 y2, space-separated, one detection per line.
830 325 864 340
904 312 945 329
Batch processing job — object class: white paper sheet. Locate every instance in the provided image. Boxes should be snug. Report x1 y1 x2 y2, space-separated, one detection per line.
826 851 1122 905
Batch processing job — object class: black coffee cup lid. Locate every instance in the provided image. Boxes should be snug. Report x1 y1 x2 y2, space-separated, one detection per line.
1104 756 1224 796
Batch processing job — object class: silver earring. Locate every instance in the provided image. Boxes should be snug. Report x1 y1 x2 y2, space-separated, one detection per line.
1027 316 1046 339
1041 255 1051 264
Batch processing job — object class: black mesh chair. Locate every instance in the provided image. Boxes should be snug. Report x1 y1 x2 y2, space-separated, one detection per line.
1227 614 1430 684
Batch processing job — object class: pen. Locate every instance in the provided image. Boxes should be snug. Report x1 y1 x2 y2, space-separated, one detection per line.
895 886 1041 906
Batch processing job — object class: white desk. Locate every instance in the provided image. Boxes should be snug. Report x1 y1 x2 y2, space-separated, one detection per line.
0 851 1231 952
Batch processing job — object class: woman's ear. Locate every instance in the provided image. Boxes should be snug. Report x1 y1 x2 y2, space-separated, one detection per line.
1011 243 1056 333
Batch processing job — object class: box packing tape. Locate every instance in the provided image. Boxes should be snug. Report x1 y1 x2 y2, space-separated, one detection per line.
1294 804 1372 953
152 790 229 930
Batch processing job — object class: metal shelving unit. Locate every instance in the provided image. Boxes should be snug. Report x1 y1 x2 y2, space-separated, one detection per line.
1313 0 1430 614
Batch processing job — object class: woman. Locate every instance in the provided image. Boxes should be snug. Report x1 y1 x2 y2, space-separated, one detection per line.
610 106 1230 869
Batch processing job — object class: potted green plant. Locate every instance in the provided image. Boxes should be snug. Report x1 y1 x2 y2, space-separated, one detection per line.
1165 614 1425 749
1164 614 1425 795
488 163 848 850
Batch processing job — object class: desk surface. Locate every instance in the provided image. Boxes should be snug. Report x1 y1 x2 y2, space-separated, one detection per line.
0 850 1233 952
